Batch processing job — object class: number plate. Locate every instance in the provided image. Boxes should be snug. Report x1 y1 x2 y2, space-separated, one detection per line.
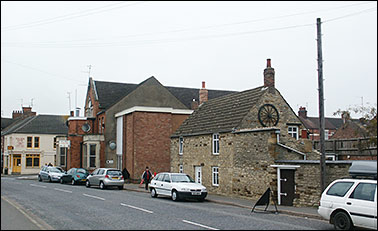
191 192 201 195
112 177 118 180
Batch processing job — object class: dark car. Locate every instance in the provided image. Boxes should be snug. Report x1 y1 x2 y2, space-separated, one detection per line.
60 168 89 185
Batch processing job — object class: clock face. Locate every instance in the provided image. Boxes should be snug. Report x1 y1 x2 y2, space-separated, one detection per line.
258 104 279 127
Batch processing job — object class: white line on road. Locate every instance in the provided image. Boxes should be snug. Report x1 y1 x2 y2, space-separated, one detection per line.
83 194 105 201
120 203 154 214
30 184 47 188
54 188 72 193
182 220 219 230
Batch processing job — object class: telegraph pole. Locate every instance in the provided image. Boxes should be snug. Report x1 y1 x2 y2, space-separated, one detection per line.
317 18 326 192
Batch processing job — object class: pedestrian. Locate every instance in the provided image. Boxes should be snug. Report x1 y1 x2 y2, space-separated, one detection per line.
122 168 130 183
141 166 153 190
48 162 53 166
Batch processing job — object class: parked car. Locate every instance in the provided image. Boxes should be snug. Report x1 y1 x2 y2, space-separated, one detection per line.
38 166 65 182
60 168 89 185
149 172 207 201
85 168 124 190
318 178 377 230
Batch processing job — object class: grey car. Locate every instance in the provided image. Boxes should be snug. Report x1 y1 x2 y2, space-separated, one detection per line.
85 168 124 190
38 166 65 182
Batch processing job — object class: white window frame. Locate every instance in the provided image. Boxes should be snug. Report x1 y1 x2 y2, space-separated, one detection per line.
179 164 183 173
288 126 299 140
212 133 219 155
179 137 183 155
212 166 219 186
325 129 329 140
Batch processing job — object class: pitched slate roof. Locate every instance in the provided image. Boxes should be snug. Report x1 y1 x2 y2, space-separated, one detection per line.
299 116 361 130
1 117 15 130
94 78 236 110
1 115 68 135
172 86 266 137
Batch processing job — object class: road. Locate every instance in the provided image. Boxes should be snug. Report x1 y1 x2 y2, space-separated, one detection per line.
1 176 333 230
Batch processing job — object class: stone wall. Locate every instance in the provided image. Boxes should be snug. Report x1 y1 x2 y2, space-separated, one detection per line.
292 162 351 207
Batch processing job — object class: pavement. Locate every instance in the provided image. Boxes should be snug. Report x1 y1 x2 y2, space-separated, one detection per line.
2 174 324 221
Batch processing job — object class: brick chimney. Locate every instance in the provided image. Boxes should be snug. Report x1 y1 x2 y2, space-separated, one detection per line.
298 107 307 118
264 58 275 88
199 81 208 105
191 99 199 110
12 106 36 119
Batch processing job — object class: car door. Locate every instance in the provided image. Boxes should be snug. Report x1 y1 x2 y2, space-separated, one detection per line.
160 174 172 196
41 167 48 180
151 174 162 194
347 182 377 229
90 169 99 185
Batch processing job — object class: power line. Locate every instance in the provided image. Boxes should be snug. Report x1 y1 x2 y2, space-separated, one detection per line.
2 1 148 31
3 60 86 84
2 22 316 48
2 1 373 43
323 6 377 23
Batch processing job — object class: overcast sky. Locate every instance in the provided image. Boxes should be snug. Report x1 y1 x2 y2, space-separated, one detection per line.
1 1 377 119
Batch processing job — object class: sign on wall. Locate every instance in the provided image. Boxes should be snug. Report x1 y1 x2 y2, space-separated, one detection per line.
59 140 70 148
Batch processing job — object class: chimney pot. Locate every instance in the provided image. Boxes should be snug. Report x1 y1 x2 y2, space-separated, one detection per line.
202 81 206 89
263 58 275 88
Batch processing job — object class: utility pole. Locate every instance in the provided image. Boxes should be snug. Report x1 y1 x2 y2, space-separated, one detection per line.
317 18 326 192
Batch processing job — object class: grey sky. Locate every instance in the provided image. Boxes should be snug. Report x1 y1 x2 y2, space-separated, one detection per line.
1 1 377 119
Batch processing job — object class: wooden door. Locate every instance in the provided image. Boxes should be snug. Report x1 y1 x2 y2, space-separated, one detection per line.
280 169 295 206
13 155 21 173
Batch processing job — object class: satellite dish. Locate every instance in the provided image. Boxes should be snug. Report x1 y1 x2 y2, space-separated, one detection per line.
109 142 116 150
82 123 91 133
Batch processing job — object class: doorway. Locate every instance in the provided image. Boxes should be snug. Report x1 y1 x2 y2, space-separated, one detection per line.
195 166 202 184
280 169 295 206
12 155 21 173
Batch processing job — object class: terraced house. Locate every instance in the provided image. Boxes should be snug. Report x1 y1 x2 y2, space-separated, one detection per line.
1 107 68 175
171 59 353 207
66 76 235 180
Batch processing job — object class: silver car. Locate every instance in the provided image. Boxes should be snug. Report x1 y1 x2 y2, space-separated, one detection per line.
38 166 65 182
85 168 124 190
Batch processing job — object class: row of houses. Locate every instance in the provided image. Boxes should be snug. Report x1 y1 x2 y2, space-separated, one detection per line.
2 59 376 207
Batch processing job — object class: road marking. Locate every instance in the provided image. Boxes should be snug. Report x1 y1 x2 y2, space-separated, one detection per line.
82 193 105 201
182 220 219 230
30 184 47 188
120 203 154 214
1 195 54 230
54 188 72 193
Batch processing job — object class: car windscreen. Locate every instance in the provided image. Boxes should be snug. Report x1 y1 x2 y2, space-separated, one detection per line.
49 168 62 173
77 169 88 174
171 174 195 183
107 170 122 176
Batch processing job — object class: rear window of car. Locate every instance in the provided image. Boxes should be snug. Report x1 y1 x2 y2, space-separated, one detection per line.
77 169 88 174
107 170 121 176
326 182 354 197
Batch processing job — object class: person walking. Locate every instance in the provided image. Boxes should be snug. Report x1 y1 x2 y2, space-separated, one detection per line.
122 168 130 183
141 166 153 190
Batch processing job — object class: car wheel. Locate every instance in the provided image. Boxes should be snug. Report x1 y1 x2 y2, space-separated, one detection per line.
172 190 179 201
151 188 158 198
38 175 42 182
71 179 75 185
333 211 353 230
48 176 52 182
99 181 106 190
85 180 90 188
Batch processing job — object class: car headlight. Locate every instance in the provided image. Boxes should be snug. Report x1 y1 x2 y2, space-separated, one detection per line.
202 188 207 192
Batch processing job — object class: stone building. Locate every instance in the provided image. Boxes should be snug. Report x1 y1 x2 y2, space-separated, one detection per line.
171 59 352 207
66 76 235 180
1 109 68 175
